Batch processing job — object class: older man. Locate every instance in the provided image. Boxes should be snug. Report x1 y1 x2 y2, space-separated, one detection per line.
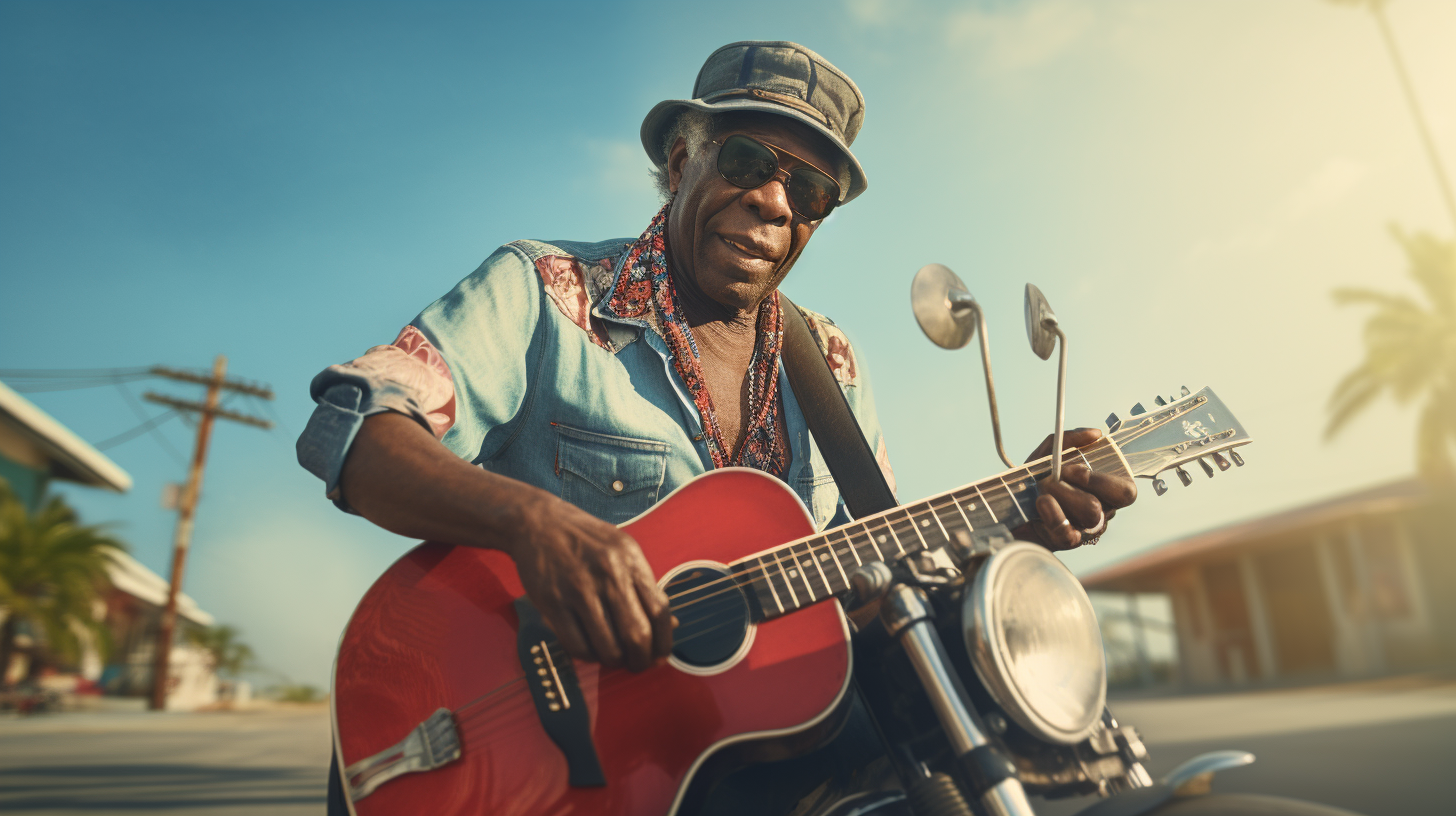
299 41 1133 814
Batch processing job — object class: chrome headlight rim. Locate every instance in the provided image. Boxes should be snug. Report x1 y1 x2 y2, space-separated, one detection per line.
964 541 1107 745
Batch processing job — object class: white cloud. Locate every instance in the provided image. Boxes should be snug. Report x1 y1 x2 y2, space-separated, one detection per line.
588 139 657 197
846 0 898 27
1185 157 1369 267
1279 157 1368 221
945 1 1095 75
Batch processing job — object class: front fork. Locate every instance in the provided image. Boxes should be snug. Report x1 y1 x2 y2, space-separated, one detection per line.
879 583 1035 816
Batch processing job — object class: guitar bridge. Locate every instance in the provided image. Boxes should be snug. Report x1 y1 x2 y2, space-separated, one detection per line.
343 707 461 801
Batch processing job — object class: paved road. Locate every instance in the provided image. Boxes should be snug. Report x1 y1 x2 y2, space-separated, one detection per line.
1038 675 1456 816
0 705 331 815
1 677 1452 814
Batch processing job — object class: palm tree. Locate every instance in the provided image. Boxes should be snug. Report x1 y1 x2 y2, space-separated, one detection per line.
187 624 255 678
1327 229 1456 479
0 481 126 685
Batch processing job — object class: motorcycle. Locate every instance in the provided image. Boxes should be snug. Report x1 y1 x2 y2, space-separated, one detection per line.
807 537 1358 816
808 268 1356 816
331 269 1357 816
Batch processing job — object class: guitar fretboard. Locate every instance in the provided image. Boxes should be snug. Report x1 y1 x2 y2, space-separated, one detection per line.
730 440 1125 620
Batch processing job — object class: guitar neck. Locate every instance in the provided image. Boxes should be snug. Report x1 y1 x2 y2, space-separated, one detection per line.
730 437 1131 620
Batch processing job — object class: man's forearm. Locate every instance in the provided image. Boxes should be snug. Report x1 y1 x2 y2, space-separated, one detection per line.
338 412 543 556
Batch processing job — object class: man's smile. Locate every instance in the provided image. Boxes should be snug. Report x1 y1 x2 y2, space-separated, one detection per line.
717 234 776 262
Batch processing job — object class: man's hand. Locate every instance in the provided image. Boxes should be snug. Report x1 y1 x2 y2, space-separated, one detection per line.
1015 428 1137 551
506 493 675 673
340 412 674 673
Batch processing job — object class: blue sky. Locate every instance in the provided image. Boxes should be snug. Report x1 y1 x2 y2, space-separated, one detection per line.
4 0 1454 687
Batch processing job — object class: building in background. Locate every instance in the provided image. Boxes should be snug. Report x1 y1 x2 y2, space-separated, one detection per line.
1083 478 1456 687
0 379 217 709
0 379 131 507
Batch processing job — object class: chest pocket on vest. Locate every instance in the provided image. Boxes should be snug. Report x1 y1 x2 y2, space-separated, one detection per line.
555 424 669 524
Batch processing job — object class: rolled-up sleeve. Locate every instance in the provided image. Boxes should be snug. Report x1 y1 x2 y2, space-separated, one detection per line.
295 244 542 510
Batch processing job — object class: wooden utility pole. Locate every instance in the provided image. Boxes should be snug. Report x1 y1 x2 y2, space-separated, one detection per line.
146 356 273 711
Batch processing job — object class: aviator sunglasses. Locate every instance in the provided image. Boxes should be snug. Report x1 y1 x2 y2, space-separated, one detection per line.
712 134 842 221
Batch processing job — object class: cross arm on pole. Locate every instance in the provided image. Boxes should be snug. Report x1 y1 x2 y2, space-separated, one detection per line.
148 366 274 400
141 392 274 430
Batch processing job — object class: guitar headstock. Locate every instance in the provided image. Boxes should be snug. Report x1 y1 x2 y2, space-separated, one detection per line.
1107 386 1251 496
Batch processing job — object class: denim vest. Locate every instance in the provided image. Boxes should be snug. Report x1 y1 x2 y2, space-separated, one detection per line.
296 237 895 530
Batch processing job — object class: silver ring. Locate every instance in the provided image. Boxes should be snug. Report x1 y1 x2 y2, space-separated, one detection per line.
1081 517 1108 537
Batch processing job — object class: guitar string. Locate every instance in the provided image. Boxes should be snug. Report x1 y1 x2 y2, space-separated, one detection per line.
654 401 1204 616
421 420 1190 732
450 441 1125 725
654 444 1120 616
444 446 1109 732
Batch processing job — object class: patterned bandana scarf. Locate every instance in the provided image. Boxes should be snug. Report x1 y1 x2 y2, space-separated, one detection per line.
609 202 789 479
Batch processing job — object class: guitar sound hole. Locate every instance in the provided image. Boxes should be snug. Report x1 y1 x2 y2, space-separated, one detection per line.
667 566 750 668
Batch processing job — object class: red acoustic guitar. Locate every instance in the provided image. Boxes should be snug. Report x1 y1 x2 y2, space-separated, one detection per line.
331 387 1249 815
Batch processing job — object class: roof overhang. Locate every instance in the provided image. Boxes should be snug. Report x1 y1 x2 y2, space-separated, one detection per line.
0 380 133 492
1080 477 1430 593
106 550 214 627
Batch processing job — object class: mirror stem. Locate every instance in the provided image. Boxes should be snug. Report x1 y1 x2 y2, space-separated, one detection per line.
974 308 1016 470
950 295 1015 469
1049 322 1068 483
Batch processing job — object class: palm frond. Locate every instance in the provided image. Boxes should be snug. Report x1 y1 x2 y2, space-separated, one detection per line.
1332 287 1423 313
1327 367 1386 440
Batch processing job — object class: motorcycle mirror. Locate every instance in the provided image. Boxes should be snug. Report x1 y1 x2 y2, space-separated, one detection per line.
1023 283 1059 361
1025 283 1069 481
912 263 978 350
910 263 1016 468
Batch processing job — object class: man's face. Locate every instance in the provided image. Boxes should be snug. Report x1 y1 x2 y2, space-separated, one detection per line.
666 112 842 314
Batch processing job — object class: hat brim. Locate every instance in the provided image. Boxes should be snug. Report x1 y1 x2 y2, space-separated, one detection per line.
640 97 868 204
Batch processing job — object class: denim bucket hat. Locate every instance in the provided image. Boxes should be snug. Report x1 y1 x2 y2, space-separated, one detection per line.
641 40 868 203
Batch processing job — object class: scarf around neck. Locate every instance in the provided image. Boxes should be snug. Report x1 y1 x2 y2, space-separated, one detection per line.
607 202 789 479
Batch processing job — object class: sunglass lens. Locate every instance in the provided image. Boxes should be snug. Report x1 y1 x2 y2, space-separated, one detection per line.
718 135 776 188
787 169 838 220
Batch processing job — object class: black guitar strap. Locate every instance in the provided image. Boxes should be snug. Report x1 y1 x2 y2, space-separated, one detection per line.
780 297 899 518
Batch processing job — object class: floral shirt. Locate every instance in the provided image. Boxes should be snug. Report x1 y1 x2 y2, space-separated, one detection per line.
297 211 895 529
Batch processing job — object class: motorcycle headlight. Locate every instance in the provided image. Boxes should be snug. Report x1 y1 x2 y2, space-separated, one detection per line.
963 542 1106 744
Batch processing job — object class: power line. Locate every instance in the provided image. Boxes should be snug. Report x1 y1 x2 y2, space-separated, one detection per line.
113 382 189 465
0 366 153 378
250 394 296 439
95 408 182 451
6 375 153 393
1 368 154 394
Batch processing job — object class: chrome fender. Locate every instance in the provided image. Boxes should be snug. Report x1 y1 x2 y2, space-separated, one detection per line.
1162 751 1256 796
1075 750 1257 816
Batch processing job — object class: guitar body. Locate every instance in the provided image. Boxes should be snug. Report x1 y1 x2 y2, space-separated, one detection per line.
332 468 854 816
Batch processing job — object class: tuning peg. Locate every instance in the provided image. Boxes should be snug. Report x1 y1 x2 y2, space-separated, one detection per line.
1176 466 1192 487
1154 396 1167 406
1230 450 1245 467
1180 385 1191 397
1130 402 1146 415
1105 412 1121 432
1198 458 1215 478
1211 452 1232 471
1153 477 1168 496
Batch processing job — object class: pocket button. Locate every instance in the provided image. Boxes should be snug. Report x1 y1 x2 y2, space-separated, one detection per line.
611 480 625 493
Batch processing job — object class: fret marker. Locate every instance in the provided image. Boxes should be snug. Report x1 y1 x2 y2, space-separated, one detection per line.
877 535 888 544
819 552 831 562
920 519 931 528
788 569 799 578
801 559 812 568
